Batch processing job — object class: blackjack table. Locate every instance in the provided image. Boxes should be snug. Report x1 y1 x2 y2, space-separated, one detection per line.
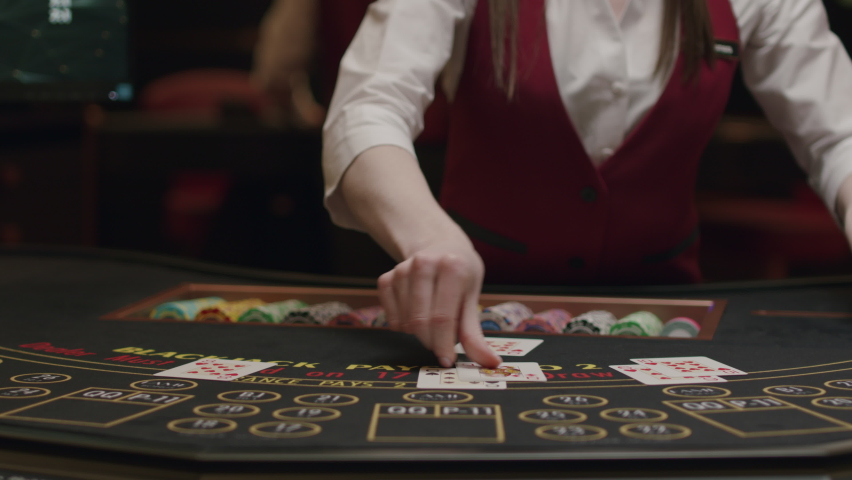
5 247 852 479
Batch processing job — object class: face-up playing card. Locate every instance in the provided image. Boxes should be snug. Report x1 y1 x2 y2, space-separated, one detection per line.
630 356 747 377
417 367 506 390
454 338 543 357
610 364 727 385
154 359 277 381
456 362 547 382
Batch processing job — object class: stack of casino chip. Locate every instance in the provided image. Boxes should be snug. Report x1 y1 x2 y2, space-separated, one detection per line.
479 302 534 331
149 297 225 320
283 301 353 325
329 305 384 327
195 298 265 322
517 309 571 333
660 317 701 338
565 310 617 335
238 299 308 324
609 311 664 336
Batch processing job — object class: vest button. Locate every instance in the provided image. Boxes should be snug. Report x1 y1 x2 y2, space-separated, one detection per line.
569 257 586 269
580 186 597 203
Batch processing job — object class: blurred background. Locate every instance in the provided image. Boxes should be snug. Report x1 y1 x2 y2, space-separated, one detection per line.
1 0 851 283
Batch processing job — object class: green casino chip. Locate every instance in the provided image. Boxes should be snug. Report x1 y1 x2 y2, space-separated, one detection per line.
609 320 647 336
239 299 308 323
610 311 663 337
150 297 225 320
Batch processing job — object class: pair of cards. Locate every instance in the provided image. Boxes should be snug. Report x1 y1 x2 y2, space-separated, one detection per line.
611 356 747 385
454 337 543 357
433 337 547 390
154 359 275 381
417 362 546 390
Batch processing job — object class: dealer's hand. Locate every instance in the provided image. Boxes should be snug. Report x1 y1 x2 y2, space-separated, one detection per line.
337 145 501 370
378 242 501 370
837 174 852 250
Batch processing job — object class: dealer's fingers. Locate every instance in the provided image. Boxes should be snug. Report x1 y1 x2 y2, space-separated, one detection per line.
406 255 438 351
377 270 399 331
458 297 501 369
391 261 413 335
428 256 469 368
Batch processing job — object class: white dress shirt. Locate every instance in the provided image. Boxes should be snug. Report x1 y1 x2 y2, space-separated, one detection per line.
322 0 852 232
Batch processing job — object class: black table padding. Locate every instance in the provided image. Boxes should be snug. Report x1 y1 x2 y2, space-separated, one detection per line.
5 247 852 478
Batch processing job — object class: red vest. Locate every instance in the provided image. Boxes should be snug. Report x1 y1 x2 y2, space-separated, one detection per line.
440 0 740 285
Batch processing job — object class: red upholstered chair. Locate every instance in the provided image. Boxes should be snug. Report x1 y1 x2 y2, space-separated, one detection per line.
137 68 272 256
139 68 271 118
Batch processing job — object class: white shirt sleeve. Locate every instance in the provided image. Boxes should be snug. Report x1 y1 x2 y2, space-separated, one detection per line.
321 0 475 231
736 0 852 218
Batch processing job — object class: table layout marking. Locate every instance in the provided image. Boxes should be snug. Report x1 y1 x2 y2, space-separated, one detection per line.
193 403 261 418
249 421 322 439
0 388 192 428
10 374 71 384
619 423 692 440
664 396 852 438
0 347 163 371
535 424 607 442
518 409 587 424
368 403 505 444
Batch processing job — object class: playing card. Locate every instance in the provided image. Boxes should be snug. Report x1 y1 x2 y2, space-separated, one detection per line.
610 364 727 385
154 359 277 381
630 356 747 377
454 338 543 356
417 367 506 390
456 361 547 382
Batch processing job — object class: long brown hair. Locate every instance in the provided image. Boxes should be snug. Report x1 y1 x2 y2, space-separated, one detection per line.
489 0 716 99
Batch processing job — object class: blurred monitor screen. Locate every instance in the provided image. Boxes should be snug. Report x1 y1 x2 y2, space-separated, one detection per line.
0 0 132 103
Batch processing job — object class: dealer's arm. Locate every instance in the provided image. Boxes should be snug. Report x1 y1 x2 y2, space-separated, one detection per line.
340 146 500 369
739 0 852 254
836 176 852 248
323 0 498 368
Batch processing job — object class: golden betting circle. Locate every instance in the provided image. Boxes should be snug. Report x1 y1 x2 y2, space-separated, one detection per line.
294 393 359 407
825 380 852 391
273 407 341 422
600 408 668 423
11 373 71 384
518 409 586 424
167 418 237 434
217 390 282 403
193 403 261 418
250 421 322 439
763 385 826 397
542 394 608 408
535 424 607 442
402 390 473 404
0 387 50 399
662 386 731 398
812 397 852 410
131 379 198 391
619 423 691 441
